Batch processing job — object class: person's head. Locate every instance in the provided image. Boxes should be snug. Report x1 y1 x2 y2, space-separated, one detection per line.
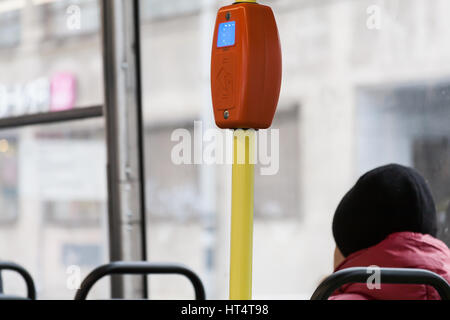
332 164 437 266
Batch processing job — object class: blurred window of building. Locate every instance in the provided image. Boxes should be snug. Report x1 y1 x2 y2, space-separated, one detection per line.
40 0 100 40
141 0 202 21
255 106 300 219
0 6 21 48
36 125 106 227
0 136 19 224
357 82 450 247
145 124 200 222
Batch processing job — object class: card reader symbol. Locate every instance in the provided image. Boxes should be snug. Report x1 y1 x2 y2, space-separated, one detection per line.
217 68 232 97
215 56 234 108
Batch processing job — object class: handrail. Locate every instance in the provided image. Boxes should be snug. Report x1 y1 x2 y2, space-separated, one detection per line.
0 106 103 130
0 262 36 300
74 261 206 300
311 267 450 300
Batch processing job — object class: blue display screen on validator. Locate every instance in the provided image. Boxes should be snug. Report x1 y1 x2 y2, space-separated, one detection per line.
217 21 236 48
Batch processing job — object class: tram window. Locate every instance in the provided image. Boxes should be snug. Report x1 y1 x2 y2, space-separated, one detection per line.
139 0 450 300
0 0 448 301
0 120 109 299
0 0 105 300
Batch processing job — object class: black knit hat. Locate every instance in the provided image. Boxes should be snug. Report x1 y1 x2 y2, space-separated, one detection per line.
332 164 437 257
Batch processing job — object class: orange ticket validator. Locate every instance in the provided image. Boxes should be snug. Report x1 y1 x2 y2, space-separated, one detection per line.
211 2 282 129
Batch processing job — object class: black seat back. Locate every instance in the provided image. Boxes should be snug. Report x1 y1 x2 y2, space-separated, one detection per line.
74 261 206 300
311 267 450 300
0 262 36 300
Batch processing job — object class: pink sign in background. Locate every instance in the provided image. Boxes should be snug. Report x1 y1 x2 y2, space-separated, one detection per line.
50 72 77 112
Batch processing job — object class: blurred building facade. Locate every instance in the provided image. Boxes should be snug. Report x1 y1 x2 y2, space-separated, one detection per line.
0 0 449 299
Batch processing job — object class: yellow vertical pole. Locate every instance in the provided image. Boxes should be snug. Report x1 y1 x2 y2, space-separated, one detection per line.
230 129 255 300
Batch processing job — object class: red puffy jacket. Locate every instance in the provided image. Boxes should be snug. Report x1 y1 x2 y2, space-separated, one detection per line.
330 232 450 300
